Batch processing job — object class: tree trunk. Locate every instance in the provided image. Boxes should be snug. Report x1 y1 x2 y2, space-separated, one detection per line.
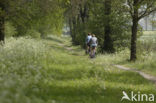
72 17 77 44
103 0 114 53
130 18 138 61
0 2 5 44
69 18 73 36
0 16 5 43
145 16 148 30
130 2 139 61
80 3 88 24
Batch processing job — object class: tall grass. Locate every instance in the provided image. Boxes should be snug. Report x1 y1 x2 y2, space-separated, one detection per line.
0 37 48 102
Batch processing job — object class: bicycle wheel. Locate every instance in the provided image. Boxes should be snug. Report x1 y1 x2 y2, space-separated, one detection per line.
90 49 96 58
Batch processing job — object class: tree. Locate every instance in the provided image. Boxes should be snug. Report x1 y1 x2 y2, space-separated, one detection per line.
127 0 156 61
103 0 115 53
66 0 131 50
65 0 89 45
0 0 65 40
0 1 5 43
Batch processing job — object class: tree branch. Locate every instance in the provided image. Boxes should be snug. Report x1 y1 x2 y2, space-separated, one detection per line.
138 7 156 20
127 0 133 17
139 1 154 16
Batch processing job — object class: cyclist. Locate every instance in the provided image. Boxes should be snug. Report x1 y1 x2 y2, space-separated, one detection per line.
85 33 92 54
89 34 98 58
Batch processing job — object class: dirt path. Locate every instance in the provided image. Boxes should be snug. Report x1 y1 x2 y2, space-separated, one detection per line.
58 43 73 51
59 42 156 85
59 42 156 84
58 43 85 56
114 65 156 84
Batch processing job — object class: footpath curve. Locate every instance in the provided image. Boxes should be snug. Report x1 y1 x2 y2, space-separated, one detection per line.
114 65 156 85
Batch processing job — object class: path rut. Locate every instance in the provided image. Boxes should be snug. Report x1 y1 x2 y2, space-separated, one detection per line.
114 65 156 84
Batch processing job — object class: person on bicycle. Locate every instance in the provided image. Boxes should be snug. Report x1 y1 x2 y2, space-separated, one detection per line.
85 33 92 54
89 34 98 57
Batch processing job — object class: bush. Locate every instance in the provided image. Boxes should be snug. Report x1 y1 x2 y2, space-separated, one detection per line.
137 39 156 62
26 29 41 38
137 31 156 55
5 22 17 37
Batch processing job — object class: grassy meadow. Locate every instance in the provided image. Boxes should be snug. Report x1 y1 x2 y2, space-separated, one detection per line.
121 31 156 76
0 35 156 103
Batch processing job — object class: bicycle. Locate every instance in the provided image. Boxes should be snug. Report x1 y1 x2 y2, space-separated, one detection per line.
89 46 96 58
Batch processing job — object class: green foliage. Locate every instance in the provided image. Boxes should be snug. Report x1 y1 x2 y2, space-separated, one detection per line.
67 0 132 51
0 8 5 17
4 22 17 37
0 37 47 102
26 29 41 38
2 0 65 37
137 31 156 58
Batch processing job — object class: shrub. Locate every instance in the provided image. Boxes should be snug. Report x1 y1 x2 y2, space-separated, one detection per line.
26 29 41 38
5 22 17 37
